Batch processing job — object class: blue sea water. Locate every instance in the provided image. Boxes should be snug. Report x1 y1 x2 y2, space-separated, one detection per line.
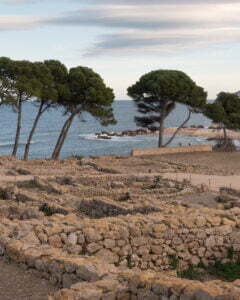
0 101 212 159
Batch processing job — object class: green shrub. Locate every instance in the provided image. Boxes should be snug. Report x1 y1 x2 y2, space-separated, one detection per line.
178 266 204 281
214 138 237 152
168 254 179 270
178 248 240 282
208 259 240 282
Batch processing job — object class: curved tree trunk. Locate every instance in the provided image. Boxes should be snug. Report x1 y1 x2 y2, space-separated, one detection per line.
158 104 167 148
12 95 22 157
163 109 192 147
52 113 76 160
23 102 48 160
54 116 75 160
51 117 71 159
223 126 227 144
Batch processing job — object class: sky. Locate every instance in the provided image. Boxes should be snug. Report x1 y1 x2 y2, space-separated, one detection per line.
0 0 240 99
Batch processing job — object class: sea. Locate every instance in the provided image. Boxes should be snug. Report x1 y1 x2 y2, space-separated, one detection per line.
0 100 214 159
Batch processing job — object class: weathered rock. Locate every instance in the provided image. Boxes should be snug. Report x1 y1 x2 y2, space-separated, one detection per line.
67 232 78 246
84 228 102 242
49 235 63 248
95 249 119 264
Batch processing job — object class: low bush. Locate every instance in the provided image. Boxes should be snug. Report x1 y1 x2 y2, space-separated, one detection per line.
169 249 240 282
213 138 237 152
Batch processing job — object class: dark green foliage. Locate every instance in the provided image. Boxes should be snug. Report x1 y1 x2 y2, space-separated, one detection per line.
0 57 15 103
0 57 116 160
168 254 179 270
214 138 237 152
126 254 135 269
178 266 204 281
205 92 240 149
0 190 7 200
205 92 240 129
205 102 225 124
177 248 240 282
207 259 240 282
52 66 116 159
23 60 69 160
0 57 42 107
65 66 116 125
39 203 53 217
43 60 69 102
118 192 131 202
227 247 234 260
0 57 44 156
33 62 58 103
39 203 68 216
128 70 207 147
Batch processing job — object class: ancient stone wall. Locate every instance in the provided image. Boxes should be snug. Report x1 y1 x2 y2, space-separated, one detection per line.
31 208 240 272
51 270 240 300
0 220 118 289
1 208 240 299
132 145 213 156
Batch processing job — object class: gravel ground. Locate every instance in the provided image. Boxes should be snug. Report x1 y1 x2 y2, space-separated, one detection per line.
179 192 219 208
0 258 57 300
159 152 240 175
162 172 240 192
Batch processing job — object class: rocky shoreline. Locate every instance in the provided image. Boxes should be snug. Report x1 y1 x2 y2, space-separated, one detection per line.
95 126 240 140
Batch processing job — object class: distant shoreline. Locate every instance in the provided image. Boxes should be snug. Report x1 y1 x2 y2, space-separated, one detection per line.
96 127 240 141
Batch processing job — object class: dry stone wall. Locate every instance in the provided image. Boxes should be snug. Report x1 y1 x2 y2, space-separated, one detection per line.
29 208 240 272
51 271 240 300
0 219 118 289
1 205 240 299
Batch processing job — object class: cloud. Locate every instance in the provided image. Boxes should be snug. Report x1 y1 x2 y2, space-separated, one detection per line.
2 0 34 4
1 1 240 56
82 0 240 4
84 27 240 56
45 3 240 55
3 0 240 5
0 15 40 30
47 4 240 30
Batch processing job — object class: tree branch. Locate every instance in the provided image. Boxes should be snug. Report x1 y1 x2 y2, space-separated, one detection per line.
163 109 192 147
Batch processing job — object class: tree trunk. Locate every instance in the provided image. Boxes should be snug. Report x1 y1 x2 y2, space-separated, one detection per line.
52 113 76 160
54 116 74 160
23 102 46 160
51 117 71 159
12 95 22 157
158 104 167 148
164 109 192 147
223 126 227 145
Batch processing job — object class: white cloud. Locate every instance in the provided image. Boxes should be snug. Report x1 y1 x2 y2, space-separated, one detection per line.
0 14 40 30
46 3 240 55
1 2 240 56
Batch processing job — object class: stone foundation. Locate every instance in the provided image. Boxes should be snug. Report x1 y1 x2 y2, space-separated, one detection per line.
1 157 240 300
51 271 240 300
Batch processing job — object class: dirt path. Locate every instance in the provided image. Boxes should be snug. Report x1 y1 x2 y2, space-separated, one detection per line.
162 173 240 191
0 258 57 300
0 175 33 183
0 171 239 192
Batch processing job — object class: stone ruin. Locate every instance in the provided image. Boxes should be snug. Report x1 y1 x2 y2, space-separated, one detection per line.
0 159 240 299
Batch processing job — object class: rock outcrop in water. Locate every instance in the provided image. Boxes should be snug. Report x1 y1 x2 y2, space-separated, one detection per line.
96 126 206 140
